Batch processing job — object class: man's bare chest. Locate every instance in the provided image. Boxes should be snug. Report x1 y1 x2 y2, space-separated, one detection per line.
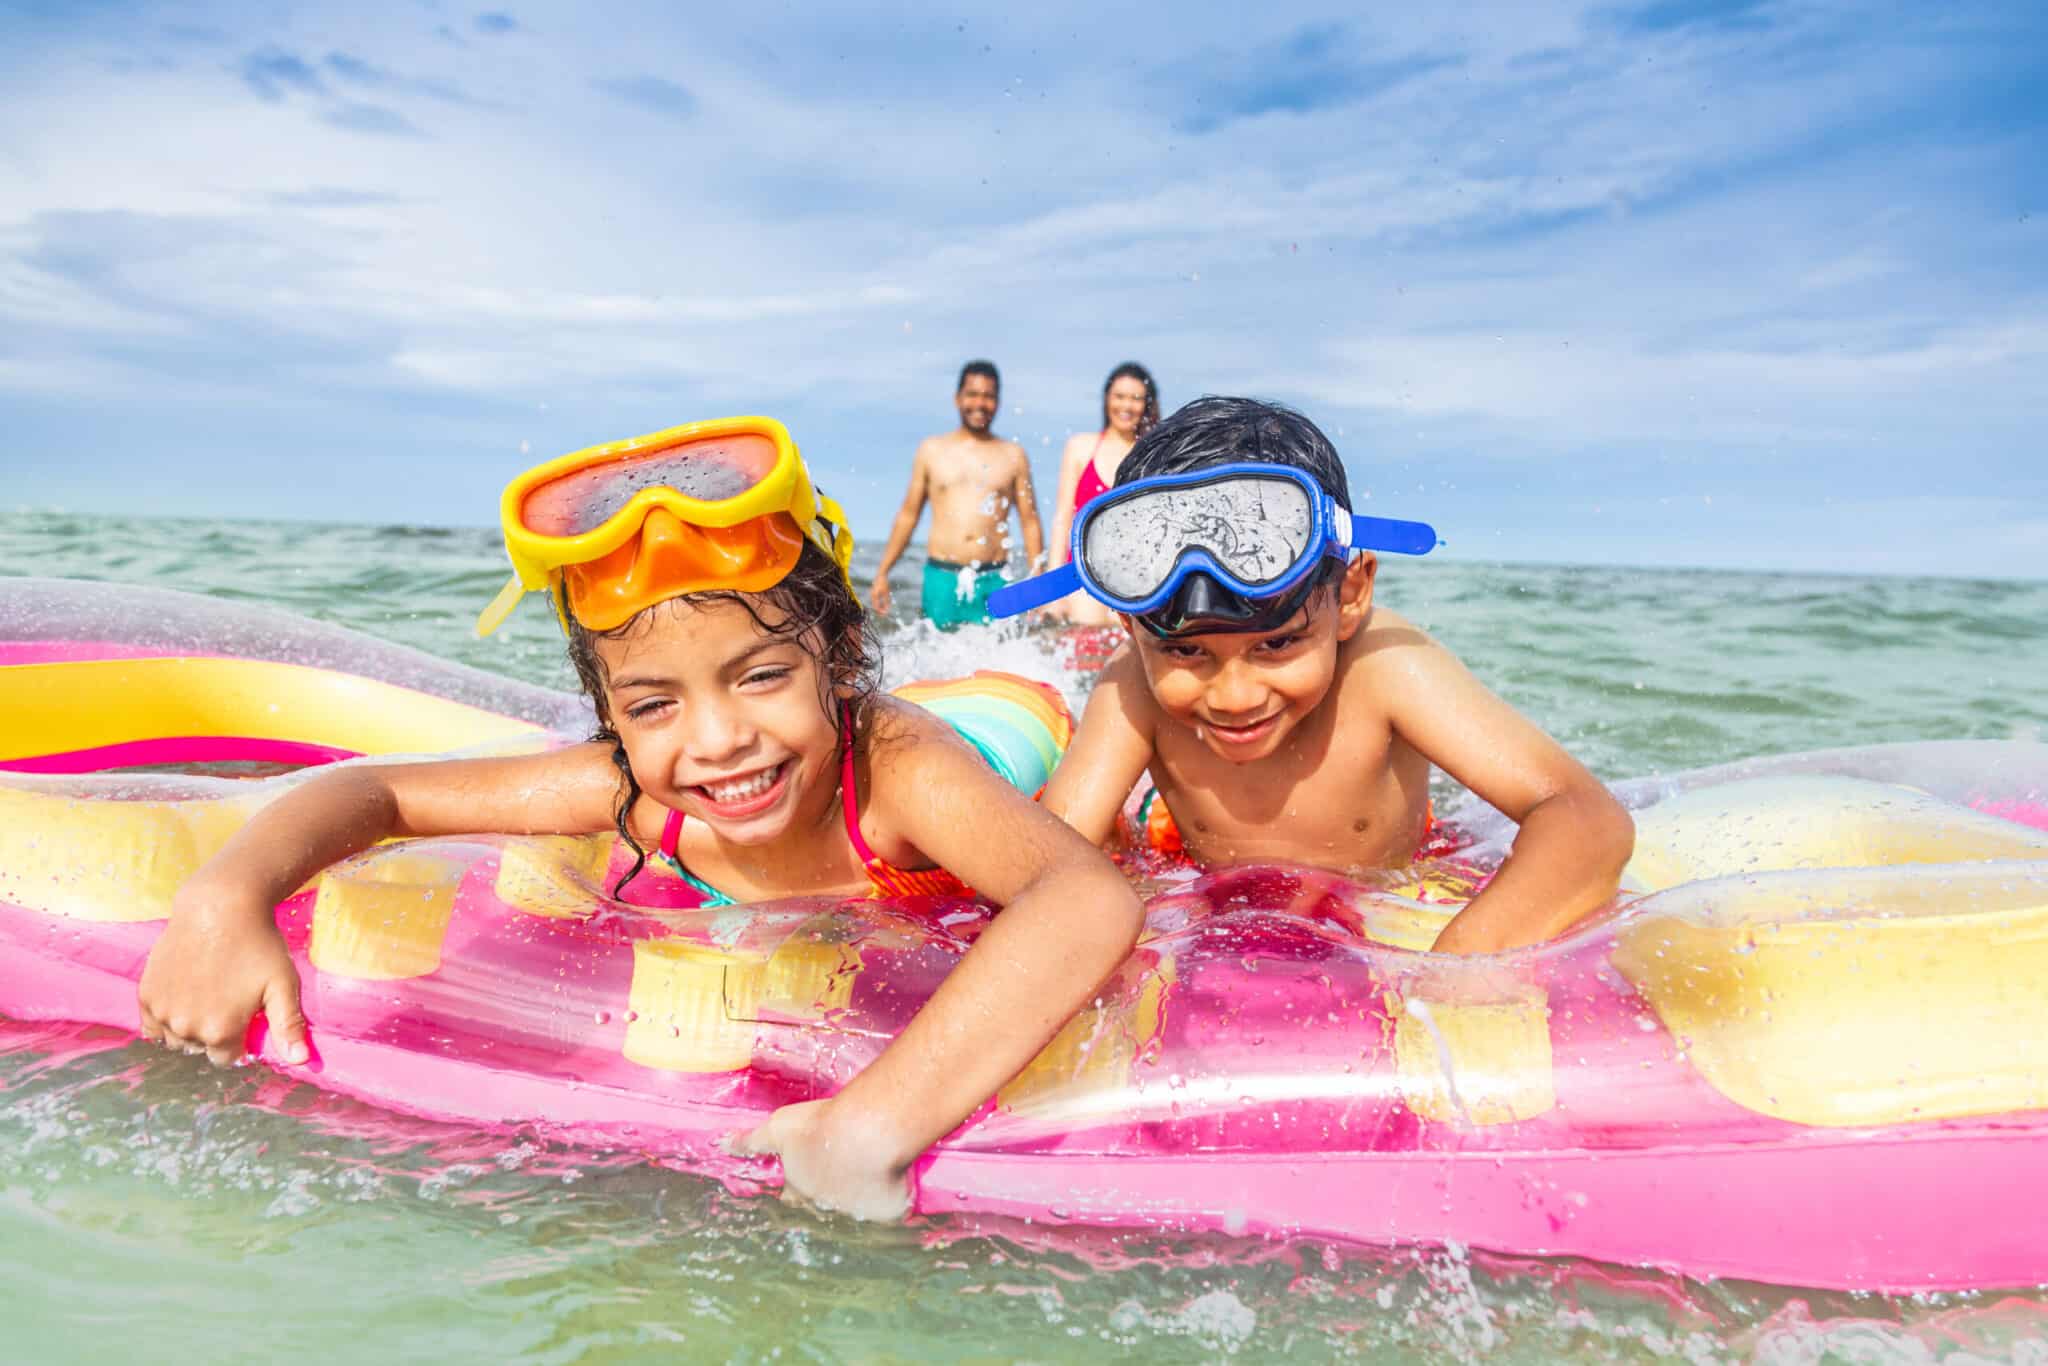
928 453 1008 496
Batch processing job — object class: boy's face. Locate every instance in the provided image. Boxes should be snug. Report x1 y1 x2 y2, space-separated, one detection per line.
955 374 998 432
1123 556 1375 764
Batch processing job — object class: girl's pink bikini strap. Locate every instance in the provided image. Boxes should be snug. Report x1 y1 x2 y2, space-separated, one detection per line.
839 701 880 869
659 805 684 859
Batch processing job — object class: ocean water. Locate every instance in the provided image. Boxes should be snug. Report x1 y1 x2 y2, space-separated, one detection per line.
3 507 2047 1364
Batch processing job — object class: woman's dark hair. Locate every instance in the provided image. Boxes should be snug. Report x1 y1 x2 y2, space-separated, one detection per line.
564 538 882 896
1100 362 1161 436
1117 395 1351 506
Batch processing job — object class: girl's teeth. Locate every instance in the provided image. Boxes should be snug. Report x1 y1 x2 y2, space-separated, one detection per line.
706 765 779 803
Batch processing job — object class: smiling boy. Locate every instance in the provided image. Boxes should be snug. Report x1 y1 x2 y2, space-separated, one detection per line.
1002 397 1634 954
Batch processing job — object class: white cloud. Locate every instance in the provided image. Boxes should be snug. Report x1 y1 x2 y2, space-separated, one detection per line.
1273 318 2048 442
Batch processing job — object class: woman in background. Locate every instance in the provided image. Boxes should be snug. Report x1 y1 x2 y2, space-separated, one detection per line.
1044 362 1160 632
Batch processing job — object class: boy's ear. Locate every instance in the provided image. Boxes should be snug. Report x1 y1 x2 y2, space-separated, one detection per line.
1334 553 1377 642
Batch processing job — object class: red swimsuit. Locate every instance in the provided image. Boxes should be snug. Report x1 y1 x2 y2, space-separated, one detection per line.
1072 433 1111 517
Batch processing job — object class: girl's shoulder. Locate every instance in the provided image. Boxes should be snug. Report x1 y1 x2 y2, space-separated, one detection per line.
1060 431 1099 463
859 692 972 761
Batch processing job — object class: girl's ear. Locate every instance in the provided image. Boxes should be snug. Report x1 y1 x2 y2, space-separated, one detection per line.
1334 553 1378 642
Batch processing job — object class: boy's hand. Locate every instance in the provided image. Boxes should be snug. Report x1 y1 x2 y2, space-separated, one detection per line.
868 576 894 615
139 887 311 1069
729 1097 914 1223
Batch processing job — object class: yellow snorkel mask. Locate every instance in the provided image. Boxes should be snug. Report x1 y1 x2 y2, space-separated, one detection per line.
476 415 856 637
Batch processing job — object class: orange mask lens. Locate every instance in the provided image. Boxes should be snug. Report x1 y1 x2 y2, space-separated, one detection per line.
560 507 807 631
520 432 782 538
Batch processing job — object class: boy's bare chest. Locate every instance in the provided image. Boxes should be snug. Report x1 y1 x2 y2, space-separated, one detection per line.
1152 725 1429 870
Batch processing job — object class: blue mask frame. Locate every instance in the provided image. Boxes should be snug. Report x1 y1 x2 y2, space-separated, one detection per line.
987 462 1439 619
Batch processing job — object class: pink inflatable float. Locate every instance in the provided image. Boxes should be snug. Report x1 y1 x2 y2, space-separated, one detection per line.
3 578 2047 1292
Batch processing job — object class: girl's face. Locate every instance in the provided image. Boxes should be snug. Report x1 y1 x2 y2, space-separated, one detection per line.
1105 376 1150 438
595 597 843 846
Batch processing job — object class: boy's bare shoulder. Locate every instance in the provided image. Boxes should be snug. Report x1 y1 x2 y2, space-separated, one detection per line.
1342 605 1473 703
1088 646 1163 733
1354 605 1436 655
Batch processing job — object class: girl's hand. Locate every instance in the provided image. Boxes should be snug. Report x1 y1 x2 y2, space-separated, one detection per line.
139 885 311 1069
729 1097 914 1223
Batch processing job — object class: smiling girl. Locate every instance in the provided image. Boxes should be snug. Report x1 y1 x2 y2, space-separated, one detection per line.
138 416 1143 1218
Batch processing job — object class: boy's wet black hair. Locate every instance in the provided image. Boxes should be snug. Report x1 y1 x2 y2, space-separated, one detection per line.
957 358 1001 394
1115 395 1351 507
563 539 881 896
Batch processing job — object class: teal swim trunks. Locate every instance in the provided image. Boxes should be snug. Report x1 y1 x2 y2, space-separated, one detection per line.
921 558 1008 630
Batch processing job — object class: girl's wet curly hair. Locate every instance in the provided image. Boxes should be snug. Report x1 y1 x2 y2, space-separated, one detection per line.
563 539 881 895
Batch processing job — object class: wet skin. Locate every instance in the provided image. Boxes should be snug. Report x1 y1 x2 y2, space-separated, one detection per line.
871 374 1045 611
1042 551 1636 953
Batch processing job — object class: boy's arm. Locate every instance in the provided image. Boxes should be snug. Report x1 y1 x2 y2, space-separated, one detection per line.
732 706 1143 1218
1008 443 1046 572
1039 649 1155 846
139 746 620 1065
1379 634 1635 954
870 445 930 614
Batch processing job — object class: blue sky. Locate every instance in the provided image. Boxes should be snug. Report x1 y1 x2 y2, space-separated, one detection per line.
3 1 2043 577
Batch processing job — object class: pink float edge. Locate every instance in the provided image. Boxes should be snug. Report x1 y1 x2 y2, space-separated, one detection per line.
6 635 2048 1293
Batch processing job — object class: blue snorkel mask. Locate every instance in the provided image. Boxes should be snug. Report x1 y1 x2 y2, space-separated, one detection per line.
987 462 1440 635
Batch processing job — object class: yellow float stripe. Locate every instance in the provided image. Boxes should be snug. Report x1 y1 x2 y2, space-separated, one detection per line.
0 657 542 762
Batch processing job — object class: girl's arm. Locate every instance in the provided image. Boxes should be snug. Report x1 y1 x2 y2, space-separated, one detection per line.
1037 650 1155 847
138 744 622 1066
732 704 1145 1219
1378 634 1635 954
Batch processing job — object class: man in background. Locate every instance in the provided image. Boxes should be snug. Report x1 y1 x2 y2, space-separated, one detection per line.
870 360 1045 629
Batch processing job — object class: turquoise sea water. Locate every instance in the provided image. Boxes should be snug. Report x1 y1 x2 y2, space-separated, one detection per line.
3 508 2047 1363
